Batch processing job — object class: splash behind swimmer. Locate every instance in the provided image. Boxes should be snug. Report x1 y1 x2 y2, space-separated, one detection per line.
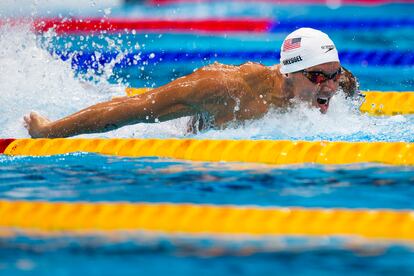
24 28 358 138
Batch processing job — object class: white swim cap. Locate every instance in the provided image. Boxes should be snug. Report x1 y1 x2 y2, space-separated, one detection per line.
279 28 339 74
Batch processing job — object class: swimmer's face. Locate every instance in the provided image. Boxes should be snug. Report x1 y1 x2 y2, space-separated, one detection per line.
288 61 341 113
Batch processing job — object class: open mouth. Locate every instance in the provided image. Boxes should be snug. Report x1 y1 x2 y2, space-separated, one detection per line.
317 97 329 105
316 96 330 113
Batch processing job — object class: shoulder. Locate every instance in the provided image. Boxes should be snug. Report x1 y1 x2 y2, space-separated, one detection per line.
237 62 280 84
239 62 270 74
237 62 278 87
197 62 238 73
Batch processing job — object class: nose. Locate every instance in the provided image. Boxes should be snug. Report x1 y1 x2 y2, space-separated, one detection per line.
320 79 338 94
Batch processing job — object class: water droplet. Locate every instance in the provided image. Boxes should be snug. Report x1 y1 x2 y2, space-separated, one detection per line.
104 8 112 16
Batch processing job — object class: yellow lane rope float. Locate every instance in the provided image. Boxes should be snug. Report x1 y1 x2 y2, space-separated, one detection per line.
1 200 414 242
125 88 414 116
359 91 414 115
2 138 414 166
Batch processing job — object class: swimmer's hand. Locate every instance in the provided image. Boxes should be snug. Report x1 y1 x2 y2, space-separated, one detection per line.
24 112 51 138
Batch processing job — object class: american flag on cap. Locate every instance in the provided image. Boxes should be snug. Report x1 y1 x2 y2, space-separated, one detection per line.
283 37 302 52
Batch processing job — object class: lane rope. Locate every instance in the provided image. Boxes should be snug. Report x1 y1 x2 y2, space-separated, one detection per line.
30 18 414 34
1 200 414 242
2 139 414 166
58 50 414 70
3 18 413 35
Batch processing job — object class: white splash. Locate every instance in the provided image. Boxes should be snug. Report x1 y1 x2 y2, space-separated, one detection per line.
0 0 121 17
199 93 414 142
0 23 114 138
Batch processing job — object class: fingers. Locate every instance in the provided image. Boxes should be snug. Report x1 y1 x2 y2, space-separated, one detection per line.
30 111 39 120
23 114 31 129
23 112 39 130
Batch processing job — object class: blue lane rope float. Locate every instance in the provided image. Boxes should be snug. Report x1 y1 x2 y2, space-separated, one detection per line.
55 50 414 70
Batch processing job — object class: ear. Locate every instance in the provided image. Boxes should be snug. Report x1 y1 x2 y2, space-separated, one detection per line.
339 66 359 98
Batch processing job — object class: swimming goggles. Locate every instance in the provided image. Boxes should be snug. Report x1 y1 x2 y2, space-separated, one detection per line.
301 68 342 85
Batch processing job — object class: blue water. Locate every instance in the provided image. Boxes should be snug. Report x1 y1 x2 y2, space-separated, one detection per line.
2 154 414 209
2 154 414 275
2 1 414 275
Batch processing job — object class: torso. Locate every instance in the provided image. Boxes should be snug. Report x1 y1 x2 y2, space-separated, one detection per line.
187 62 289 132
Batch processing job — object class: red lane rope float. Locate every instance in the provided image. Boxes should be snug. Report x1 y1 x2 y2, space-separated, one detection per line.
31 18 271 35
3 18 412 35
1 200 414 242
148 0 414 5
0 139 15 154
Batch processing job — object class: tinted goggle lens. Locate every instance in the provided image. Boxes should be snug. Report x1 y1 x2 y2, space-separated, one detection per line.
302 68 342 84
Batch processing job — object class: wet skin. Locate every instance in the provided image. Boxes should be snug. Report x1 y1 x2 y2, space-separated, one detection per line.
24 61 344 138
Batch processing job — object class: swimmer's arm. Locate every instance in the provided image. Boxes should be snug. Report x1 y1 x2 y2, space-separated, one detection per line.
25 75 228 138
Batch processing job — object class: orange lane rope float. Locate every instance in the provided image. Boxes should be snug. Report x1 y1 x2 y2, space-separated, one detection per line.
125 88 414 116
1 138 414 166
1 200 414 242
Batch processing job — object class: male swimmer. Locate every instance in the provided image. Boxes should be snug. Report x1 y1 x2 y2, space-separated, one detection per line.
24 28 358 138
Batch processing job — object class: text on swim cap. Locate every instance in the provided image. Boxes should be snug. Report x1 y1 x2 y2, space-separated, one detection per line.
283 55 303 65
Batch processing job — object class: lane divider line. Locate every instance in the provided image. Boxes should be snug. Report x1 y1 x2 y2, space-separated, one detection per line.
2 139 414 166
1 200 414 242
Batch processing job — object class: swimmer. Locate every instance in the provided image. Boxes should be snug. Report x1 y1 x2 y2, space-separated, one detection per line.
24 28 358 138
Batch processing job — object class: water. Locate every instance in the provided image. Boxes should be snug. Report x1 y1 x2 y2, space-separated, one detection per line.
2 153 414 274
2 154 414 209
1 1 414 275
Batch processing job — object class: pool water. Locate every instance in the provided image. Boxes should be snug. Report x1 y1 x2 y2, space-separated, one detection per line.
1 1 414 275
2 154 414 274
